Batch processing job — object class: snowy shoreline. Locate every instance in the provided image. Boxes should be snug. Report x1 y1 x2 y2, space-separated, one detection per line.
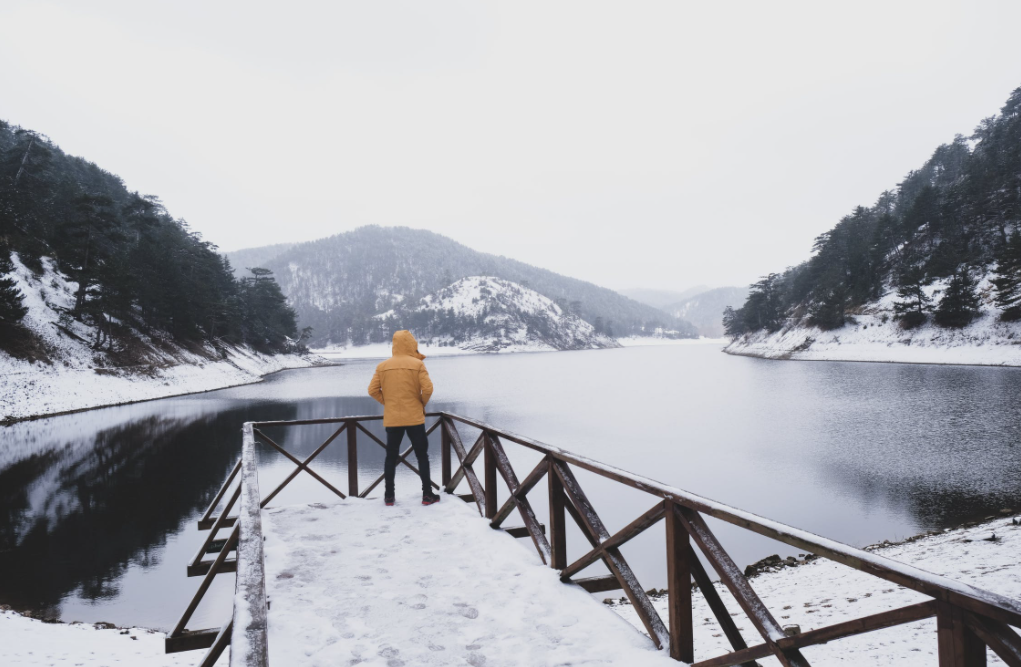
0 350 326 425
2 511 1016 666
610 512 1021 665
725 313 1021 368
314 335 725 361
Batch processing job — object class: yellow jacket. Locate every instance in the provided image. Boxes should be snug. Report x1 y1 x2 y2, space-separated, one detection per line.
368 330 434 427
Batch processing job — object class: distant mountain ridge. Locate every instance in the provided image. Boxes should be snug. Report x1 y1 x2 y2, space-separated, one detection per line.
665 286 750 338
619 286 710 309
227 226 697 347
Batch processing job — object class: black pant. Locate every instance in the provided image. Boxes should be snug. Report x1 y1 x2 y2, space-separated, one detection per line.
384 424 432 495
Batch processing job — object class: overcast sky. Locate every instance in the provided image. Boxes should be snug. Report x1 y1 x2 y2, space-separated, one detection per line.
2 1 1021 292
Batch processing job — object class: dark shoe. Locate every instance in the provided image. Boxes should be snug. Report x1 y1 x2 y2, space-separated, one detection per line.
384 493 395 506
422 491 440 506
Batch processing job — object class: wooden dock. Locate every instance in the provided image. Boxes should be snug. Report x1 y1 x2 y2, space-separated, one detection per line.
165 413 1021 666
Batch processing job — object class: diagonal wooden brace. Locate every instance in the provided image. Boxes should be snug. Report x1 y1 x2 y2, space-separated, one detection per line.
676 505 811 667
253 428 346 500
487 434 552 563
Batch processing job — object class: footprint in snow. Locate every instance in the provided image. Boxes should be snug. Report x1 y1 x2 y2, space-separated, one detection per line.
467 652 487 666
458 607 479 619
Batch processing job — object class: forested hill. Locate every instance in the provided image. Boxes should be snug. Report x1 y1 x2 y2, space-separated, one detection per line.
227 226 697 347
0 119 301 361
726 84 1021 337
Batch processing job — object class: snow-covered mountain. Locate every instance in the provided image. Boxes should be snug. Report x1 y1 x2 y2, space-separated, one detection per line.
227 226 697 346
379 276 619 352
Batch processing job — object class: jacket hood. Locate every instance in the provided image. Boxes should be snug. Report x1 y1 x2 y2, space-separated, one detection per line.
392 330 425 360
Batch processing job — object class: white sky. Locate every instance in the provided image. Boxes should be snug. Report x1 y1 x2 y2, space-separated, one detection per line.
2 1 1021 292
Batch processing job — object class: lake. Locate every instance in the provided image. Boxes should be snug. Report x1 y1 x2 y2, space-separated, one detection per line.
2 343 1020 631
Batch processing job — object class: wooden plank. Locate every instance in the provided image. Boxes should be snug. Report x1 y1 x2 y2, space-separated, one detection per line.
966 612 1021 667
425 418 442 436
189 485 241 569
443 419 486 516
231 422 269 667
488 434 551 564
777 599 937 650
560 502 665 580
171 524 239 636
549 455 567 570
198 617 232 667
666 500 694 663
444 431 485 493
688 547 756 665
197 516 236 530
165 628 220 653
187 558 237 577
254 428 346 500
484 434 498 520
250 413 442 428
504 524 546 539
574 575 621 593
441 419 452 486
198 457 241 529
676 505 810 667
701 600 940 667
439 412 1021 628
492 457 549 528
553 459 671 651
347 421 358 497
458 493 475 503
938 601 987 667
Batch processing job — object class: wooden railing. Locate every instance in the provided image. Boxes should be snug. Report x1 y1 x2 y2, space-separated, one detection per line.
166 413 1021 666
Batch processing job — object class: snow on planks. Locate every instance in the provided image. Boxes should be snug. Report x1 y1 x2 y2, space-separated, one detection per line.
261 495 675 667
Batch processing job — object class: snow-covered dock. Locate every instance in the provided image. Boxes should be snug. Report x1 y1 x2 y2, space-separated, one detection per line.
260 496 672 666
166 414 1021 667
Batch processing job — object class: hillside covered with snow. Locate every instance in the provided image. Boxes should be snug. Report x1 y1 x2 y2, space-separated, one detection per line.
726 271 1021 366
342 276 619 353
0 253 321 423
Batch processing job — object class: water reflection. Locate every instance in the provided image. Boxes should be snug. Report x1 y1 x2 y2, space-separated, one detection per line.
1 349 1020 630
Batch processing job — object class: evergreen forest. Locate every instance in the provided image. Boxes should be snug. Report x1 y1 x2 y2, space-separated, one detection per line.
726 85 1021 336
0 120 300 357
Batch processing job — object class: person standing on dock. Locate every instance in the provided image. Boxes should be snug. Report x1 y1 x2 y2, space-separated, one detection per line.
368 330 441 507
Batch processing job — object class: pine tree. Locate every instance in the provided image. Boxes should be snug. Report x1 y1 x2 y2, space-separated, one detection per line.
807 287 846 330
893 266 931 329
0 245 28 323
934 269 982 328
991 233 1021 321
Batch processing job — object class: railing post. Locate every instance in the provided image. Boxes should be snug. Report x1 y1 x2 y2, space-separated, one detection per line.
441 417 451 487
347 421 358 497
665 500 694 662
484 432 498 520
548 455 567 570
938 601 987 667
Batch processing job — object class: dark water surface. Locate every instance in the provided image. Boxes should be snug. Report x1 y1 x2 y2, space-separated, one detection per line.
2 344 1020 630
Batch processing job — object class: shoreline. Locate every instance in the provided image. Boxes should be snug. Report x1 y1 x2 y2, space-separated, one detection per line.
723 345 1021 370
0 354 331 426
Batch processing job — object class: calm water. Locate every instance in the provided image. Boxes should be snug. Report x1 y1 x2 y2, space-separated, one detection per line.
2 344 1020 630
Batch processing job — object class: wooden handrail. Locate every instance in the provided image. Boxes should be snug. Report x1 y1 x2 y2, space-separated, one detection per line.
440 412 1021 630
165 412 1021 667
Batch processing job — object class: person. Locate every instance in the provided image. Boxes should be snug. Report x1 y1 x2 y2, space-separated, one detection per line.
367 330 440 506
